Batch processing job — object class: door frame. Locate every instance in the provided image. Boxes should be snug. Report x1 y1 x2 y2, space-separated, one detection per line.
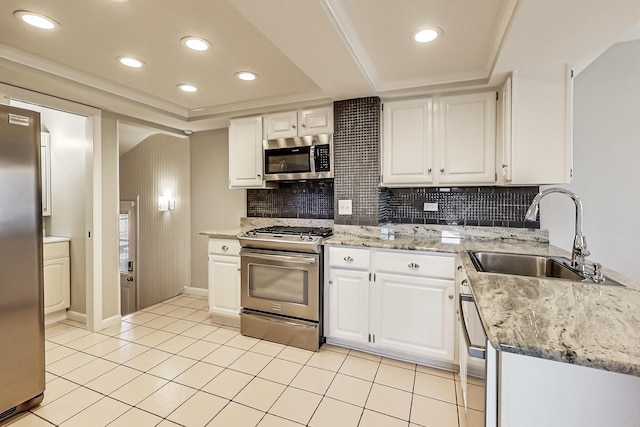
120 195 140 313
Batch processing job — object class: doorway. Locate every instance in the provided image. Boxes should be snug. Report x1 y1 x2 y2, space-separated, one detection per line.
119 198 138 316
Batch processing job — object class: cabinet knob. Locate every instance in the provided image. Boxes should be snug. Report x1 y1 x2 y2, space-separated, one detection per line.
344 256 354 262
257 174 261 177
408 262 420 269
457 265 463 271
328 280 333 285
449 294 454 300
461 279 469 286
221 245 229 251
292 124 296 129
502 164 508 168
440 168 445 173
302 123 307 128
427 168 432 173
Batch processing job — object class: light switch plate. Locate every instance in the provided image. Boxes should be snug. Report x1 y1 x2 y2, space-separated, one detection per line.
338 199 352 215
424 202 438 212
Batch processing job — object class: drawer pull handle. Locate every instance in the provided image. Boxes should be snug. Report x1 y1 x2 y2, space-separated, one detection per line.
344 256 354 262
221 245 229 251
408 262 420 269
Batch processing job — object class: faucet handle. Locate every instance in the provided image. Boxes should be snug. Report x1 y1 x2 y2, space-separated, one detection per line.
592 262 604 283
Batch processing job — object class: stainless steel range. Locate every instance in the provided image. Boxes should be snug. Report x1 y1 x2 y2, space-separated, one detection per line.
238 226 332 351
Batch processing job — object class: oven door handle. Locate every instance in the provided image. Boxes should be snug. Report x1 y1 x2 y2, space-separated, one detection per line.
460 293 487 360
242 252 318 265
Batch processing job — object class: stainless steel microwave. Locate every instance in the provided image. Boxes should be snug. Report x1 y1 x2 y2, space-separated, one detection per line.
263 134 333 181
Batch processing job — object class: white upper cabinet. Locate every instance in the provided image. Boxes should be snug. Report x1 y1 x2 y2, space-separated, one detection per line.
265 106 333 139
498 64 573 185
265 111 298 139
228 116 265 188
382 91 497 187
382 98 435 186
438 92 496 184
297 106 333 136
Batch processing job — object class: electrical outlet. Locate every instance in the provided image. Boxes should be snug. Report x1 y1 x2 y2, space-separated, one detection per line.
424 202 438 212
338 199 352 215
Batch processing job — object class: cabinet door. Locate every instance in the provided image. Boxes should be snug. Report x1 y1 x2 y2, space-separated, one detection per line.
382 99 434 186
265 111 298 139
297 107 333 136
327 268 370 344
438 92 496 184
509 64 573 184
228 116 264 188
208 255 241 317
373 273 455 362
43 256 70 314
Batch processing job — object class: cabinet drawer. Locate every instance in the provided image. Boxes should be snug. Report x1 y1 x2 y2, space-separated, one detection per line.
375 250 454 279
43 241 69 260
208 238 241 256
329 246 370 270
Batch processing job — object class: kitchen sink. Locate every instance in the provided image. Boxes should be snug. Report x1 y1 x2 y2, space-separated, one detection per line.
468 251 625 286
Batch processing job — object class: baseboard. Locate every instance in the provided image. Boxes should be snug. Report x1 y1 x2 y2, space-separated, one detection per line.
65 310 86 324
183 286 208 297
44 310 67 326
101 314 122 330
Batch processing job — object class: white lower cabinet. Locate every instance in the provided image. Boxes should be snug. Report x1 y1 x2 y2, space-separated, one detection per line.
326 246 456 366
43 240 70 315
208 238 241 327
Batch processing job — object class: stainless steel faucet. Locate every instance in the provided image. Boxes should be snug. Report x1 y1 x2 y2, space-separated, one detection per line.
525 188 591 272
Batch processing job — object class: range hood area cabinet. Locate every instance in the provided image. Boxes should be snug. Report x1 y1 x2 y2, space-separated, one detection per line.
228 115 268 189
497 64 573 185
264 106 333 139
381 91 497 187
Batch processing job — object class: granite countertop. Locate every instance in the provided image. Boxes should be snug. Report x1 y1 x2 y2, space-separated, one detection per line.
199 227 242 239
326 227 640 377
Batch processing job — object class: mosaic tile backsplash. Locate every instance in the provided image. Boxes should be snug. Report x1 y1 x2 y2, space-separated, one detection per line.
333 96 382 226
381 186 541 228
246 181 333 219
245 97 541 229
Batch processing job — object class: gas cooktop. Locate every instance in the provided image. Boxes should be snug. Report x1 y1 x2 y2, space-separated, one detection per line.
239 226 333 253
246 226 333 238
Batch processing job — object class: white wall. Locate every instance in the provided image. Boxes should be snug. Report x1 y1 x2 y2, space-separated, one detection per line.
120 133 191 308
190 128 246 289
541 40 640 281
12 100 90 313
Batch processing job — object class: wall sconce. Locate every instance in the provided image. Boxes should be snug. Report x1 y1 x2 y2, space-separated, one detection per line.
158 195 175 212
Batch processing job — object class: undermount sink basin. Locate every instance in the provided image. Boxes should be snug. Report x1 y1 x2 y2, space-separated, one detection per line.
468 251 624 286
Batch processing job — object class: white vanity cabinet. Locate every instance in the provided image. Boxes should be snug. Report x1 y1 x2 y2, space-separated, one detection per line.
43 239 70 318
264 106 333 139
381 91 496 187
228 116 267 189
497 64 573 185
326 246 456 366
208 237 241 327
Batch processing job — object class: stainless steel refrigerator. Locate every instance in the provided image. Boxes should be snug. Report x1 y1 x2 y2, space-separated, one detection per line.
0 104 45 422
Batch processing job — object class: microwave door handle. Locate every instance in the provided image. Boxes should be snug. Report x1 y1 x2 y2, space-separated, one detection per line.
310 145 316 174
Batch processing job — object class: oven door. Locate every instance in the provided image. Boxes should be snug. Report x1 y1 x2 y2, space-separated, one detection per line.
241 249 319 321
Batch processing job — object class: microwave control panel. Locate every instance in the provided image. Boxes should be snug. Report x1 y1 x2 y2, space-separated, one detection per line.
314 144 331 172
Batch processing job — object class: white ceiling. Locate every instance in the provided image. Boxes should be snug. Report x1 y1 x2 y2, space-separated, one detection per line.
1 0 640 144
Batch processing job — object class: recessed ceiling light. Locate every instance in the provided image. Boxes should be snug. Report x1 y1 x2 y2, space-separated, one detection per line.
181 36 211 51
117 56 145 68
236 71 257 81
414 28 441 43
14 11 60 30
178 84 198 93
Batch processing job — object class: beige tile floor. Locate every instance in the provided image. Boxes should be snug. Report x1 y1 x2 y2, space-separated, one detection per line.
5 294 485 427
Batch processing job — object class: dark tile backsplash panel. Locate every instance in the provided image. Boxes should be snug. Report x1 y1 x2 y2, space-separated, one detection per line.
245 96 540 229
247 181 334 219
384 186 541 229
333 97 382 226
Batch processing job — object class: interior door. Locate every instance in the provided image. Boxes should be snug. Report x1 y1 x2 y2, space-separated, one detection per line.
119 199 137 316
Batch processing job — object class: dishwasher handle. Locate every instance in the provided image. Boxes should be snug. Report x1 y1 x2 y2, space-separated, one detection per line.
460 294 487 360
